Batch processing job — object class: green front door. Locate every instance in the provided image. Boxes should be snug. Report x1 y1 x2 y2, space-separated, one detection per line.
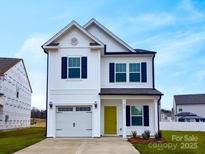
104 106 117 134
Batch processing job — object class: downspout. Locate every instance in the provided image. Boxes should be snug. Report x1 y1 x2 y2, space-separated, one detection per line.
157 95 161 133
152 54 155 89
42 46 48 137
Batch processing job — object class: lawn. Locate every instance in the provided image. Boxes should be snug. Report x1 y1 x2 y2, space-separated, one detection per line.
133 131 205 154
0 127 46 154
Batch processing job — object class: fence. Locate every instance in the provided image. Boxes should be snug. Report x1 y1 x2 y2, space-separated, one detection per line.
160 122 205 131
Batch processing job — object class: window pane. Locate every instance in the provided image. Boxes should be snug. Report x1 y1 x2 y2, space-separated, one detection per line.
131 106 142 115
76 107 91 111
116 73 126 82
69 58 80 67
132 117 143 126
129 63 140 72
69 68 80 78
130 73 140 82
58 107 73 111
116 64 126 72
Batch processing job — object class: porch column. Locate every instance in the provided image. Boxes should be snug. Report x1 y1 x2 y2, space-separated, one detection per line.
154 99 158 133
122 99 127 138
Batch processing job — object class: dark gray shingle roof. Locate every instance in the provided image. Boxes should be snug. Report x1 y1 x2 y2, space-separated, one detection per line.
175 112 197 116
99 88 163 95
174 94 205 105
0 58 21 75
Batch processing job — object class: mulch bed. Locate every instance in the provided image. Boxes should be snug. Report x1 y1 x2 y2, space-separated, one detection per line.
128 137 166 144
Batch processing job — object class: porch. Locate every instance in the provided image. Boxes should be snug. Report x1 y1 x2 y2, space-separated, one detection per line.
99 88 163 138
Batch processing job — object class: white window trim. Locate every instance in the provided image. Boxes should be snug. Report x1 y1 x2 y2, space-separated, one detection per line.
129 63 141 82
67 57 81 79
130 105 144 126
115 63 127 82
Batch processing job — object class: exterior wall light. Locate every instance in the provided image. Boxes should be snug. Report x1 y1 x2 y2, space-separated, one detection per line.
94 101 97 109
49 101 53 109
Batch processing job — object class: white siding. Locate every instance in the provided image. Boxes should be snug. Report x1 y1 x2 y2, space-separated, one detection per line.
86 24 129 52
176 104 205 118
101 56 153 88
0 61 31 130
47 27 101 137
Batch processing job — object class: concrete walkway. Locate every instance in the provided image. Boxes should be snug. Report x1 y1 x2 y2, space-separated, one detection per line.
14 137 140 154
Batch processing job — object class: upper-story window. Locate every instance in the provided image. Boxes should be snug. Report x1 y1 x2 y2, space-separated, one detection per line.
129 63 140 82
115 63 126 82
68 57 81 78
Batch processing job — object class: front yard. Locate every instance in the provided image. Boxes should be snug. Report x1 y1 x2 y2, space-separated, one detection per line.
0 127 45 154
132 131 205 154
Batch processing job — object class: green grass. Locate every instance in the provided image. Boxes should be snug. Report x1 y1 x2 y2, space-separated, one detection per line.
0 127 46 154
133 131 205 154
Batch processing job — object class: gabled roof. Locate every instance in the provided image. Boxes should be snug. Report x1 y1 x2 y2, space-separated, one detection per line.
83 18 136 53
0 58 21 75
0 58 32 93
42 20 104 51
174 94 205 105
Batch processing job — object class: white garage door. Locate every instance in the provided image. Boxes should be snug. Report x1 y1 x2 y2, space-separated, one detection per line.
56 106 92 137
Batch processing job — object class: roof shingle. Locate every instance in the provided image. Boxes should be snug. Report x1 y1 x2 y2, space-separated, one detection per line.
0 58 21 75
174 94 205 105
99 88 163 95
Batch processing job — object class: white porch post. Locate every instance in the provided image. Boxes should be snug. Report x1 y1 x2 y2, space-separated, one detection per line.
122 99 127 138
154 99 158 133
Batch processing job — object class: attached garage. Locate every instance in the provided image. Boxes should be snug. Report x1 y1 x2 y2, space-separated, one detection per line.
56 106 92 137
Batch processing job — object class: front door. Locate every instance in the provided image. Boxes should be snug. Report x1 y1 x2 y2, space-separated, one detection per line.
104 106 117 134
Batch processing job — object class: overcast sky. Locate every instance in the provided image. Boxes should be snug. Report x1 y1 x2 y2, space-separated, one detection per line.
1 0 205 110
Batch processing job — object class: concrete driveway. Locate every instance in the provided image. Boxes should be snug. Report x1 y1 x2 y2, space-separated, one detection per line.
14 138 139 154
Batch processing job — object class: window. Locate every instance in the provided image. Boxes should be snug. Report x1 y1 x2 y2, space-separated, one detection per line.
76 107 91 111
129 63 140 82
131 106 143 126
68 57 80 78
58 107 73 112
115 63 126 82
179 108 183 112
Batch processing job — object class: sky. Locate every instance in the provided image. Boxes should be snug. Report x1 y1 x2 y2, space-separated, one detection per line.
0 0 205 110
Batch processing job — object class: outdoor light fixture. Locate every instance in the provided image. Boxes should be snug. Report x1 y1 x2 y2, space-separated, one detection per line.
49 101 53 109
94 101 97 109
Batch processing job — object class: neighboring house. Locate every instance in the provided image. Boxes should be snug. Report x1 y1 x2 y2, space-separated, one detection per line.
0 58 32 130
42 19 163 138
175 112 205 122
173 94 205 122
160 109 174 122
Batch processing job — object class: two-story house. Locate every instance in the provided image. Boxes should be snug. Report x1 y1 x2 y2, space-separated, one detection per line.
0 58 32 130
42 19 163 138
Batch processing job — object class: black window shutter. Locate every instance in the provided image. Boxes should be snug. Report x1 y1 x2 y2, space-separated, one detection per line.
126 105 130 126
141 62 147 82
109 63 115 82
61 57 67 79
143 105 149 126
81 57 87 79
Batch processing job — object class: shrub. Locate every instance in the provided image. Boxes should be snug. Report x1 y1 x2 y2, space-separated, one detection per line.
142 130 150 140
131 131 137 138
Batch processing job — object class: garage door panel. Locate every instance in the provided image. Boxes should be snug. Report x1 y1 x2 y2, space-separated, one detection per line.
56 106 92 137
